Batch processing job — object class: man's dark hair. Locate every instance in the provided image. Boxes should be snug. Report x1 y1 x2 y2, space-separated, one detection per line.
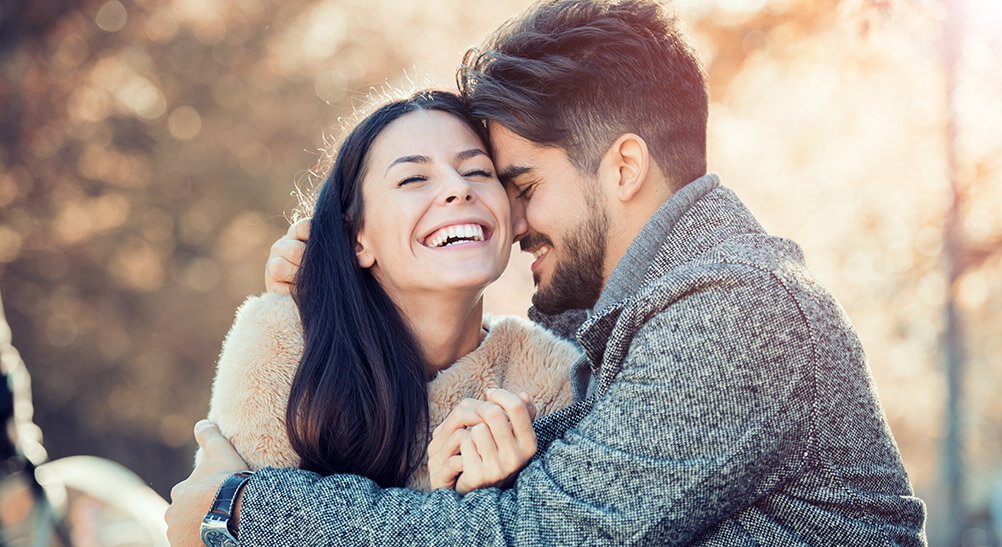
460 0 708 189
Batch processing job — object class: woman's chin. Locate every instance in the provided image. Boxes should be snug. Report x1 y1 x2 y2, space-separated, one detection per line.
430 268 504 294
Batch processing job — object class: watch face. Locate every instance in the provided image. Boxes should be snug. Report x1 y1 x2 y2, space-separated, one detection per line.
201 527 237 547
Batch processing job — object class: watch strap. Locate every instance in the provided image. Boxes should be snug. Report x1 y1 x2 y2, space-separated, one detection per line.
207 471 253 532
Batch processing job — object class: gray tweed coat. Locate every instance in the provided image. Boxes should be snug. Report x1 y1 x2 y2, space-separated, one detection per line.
238 174 927 545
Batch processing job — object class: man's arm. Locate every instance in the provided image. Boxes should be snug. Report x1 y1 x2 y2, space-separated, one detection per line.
165 421 251 547
233 273 816 545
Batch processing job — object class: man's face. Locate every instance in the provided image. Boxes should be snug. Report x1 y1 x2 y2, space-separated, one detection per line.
488 122 608 314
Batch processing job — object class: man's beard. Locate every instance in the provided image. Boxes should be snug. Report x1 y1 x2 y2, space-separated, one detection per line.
528 201 608 315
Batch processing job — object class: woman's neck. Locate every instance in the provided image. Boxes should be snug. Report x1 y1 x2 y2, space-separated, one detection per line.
390 288 486 378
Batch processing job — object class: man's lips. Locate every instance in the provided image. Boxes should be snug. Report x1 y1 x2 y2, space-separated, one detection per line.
520 235 553 271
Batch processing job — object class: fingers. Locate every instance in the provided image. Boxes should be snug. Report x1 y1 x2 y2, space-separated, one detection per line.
193 419 221 448
428 429 467 490
193 420 249 472
265 256 298 294
485 389 537 457
474 402 517 464
428 427 467 472
469 422 500 474
439 391 540 495
286 218 311 242
265 220 310 293
457 434 482 495
518 391 538 421
431 399 486 447
272 235 306 267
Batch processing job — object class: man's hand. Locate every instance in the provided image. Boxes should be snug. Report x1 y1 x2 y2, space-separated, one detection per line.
165 420 250 547
265 218 310 294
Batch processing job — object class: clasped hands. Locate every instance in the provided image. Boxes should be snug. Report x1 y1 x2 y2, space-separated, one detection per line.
428 388 537 494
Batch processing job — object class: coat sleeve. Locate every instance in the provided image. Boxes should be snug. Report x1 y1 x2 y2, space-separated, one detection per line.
201 293 303 470
233 270 823 545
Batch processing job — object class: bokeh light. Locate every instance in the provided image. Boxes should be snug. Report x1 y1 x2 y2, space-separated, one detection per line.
0 0 999 544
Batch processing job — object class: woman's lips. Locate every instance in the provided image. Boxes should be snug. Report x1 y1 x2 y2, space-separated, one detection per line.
422 222 492 248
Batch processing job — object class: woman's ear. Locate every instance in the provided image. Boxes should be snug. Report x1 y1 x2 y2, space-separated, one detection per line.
355 235 376 269
600 133 649 203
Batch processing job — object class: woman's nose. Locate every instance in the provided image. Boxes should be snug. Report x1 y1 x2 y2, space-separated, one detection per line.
441 173 474 204
444 192 473 203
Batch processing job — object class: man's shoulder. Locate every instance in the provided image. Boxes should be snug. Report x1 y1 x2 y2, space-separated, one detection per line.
634 232 813 316
618 229 859 363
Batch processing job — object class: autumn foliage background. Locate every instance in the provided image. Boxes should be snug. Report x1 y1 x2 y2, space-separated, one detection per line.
1 0 1000 544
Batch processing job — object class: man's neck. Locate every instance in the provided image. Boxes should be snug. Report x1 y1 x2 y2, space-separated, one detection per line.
602 180 676 285
593 173 720 314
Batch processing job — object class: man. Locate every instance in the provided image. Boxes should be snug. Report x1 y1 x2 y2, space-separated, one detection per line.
167 0 927 544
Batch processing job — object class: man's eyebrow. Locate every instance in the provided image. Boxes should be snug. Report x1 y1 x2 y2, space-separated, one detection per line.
497 165 532 184
385 155 429 176
456 148 489 161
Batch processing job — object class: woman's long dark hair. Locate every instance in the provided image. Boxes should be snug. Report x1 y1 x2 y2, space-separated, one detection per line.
287 90 489 487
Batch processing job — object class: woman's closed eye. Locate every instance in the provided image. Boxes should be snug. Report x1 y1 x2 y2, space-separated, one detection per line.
463 168 495 179
397 175 428 186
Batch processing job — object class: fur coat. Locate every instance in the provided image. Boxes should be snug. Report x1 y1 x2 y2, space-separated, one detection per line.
205 293 579 491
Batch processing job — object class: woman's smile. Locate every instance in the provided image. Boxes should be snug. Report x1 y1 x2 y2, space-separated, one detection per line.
422 221 493 249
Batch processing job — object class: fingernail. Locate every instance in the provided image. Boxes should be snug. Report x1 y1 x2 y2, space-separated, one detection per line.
486 388 496 394
194 419 211 433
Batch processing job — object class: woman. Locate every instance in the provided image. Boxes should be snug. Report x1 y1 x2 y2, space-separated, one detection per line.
205 90 579 493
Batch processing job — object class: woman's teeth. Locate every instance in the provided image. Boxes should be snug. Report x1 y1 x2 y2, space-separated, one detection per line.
425 224 485 248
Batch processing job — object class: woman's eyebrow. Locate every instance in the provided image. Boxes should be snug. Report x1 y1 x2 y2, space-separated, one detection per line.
385 155 429 175
384 149 487 176
455 148 489 161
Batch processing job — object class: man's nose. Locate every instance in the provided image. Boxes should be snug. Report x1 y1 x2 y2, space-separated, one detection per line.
508 193 528 243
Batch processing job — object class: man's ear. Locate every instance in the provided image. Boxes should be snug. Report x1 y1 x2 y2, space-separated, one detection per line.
355 233 375 269
600 133 649 203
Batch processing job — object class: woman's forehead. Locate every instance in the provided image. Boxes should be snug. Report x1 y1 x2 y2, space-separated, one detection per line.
368 110 486 168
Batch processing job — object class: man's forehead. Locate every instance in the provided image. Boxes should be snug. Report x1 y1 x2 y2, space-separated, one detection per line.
487 122 536 173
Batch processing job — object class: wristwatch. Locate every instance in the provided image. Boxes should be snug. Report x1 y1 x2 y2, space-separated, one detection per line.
200 471 253 547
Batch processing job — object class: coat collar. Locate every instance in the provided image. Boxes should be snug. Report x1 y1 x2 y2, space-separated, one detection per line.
576 173 721 371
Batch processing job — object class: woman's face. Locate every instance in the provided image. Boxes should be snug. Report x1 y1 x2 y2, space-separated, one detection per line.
354 109 511 297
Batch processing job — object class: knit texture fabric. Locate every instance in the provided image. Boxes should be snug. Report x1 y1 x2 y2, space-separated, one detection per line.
239 174 926 546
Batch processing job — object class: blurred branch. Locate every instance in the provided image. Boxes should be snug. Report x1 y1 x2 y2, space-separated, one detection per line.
0 1 99 51
940 0 966 541
962 237 1002 271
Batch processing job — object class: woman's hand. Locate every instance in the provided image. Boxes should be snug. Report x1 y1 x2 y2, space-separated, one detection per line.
428 389 538 494
427 389 538 493
265 218 310 294
427 401 479 491
456 389 538 494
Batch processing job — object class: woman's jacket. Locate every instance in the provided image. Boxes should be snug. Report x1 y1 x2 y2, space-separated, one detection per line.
205 293 579 490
